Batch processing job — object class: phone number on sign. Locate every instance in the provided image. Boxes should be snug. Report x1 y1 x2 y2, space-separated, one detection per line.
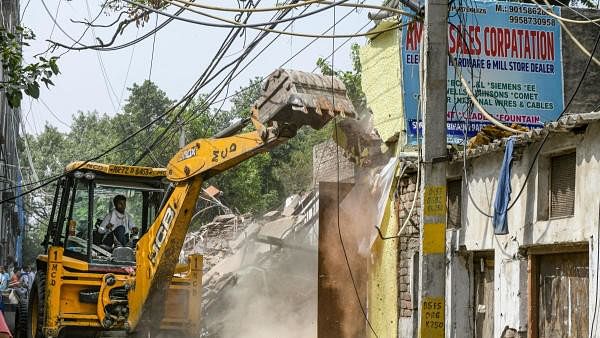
509 15 556 26
497 4 549 16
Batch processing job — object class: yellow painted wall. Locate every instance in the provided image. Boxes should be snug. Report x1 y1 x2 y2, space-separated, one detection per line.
359 22 404 145
368 180 399 338
360 21 406 338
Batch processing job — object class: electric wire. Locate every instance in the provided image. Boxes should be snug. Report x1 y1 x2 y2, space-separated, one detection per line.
530 0 600 24
449 1 493 218
39 98 71 129
558 16 600 67
135 0 322 158
85 1 120 112
199 3 371 123
0 62 247 204
458 27 600 218
141 13 162 167
51 0 110 58
505 28 600 212
20 0 32 21
124 0 405 38
117 28 140 112
174 2 357 134
163 0 404 39
132 0 268 164
41 0 93 49
123 0 351 29
330 4 379 337
49 7 185 52
169 0 415 18
176 7 404 135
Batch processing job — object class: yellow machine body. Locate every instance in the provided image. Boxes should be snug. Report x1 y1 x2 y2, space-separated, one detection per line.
27 69 355 338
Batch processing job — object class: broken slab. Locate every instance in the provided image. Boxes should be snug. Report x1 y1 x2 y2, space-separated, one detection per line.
263 210 280 219
212 213 237 223
259 216 297 239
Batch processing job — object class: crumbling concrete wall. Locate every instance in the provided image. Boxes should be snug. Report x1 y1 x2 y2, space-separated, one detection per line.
313 140 355 184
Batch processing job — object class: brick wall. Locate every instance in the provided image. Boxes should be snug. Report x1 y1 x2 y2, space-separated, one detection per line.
396 173 421 317
312 140 355 184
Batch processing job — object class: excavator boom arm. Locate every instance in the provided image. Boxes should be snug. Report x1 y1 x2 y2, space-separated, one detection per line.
126 69 356 332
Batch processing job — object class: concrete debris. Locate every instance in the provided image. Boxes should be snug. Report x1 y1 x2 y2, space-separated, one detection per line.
259 216 297 239
203 185 222 198
212 213 238 223
282 194 302 216
263 210 280 219
181 190 319 337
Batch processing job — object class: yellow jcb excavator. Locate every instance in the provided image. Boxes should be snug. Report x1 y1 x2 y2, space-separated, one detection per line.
20 69 356 338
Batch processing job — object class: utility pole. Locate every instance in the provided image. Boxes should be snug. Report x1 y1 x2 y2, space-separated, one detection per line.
418 0 448 336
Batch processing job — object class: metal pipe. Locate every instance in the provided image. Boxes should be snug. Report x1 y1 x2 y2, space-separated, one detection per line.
87 181 94 261
212 117 251 139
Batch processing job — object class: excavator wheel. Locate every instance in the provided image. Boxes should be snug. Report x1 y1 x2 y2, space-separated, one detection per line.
14 295 28 338
27 271 46 338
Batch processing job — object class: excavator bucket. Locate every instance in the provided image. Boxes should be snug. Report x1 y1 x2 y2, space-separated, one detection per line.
253 69 357 130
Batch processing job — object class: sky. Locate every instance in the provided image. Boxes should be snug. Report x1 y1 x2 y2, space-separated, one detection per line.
21 0 375 135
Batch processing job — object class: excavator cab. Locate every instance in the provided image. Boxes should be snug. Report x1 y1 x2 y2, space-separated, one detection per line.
25 163 202 338
45 164 165 263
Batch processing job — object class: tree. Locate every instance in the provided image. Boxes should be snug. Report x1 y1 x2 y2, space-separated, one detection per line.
19 43 367 243
0 26 59 108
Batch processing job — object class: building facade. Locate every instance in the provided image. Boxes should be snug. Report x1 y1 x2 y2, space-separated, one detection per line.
0 0 23 266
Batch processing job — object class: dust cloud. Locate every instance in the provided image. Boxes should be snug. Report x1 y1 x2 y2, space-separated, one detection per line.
201 239 318 338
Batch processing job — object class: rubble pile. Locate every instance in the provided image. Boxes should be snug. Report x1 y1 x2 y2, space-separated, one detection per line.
181 191 320 338
181 213 250 273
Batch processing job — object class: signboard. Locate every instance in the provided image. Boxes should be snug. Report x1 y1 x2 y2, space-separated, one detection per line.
401 1 564 144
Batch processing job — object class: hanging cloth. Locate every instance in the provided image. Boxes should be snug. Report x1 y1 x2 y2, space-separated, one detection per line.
493 137 515 235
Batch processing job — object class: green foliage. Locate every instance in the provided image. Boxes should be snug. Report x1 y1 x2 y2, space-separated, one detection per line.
0 26 59 108
21 44 366 242
22 223 45 266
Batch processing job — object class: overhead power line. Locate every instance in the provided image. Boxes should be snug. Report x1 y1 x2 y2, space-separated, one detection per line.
330 3 379 336
132 0 270 164
458 26 600 218
127 0 404 38
169 0 414 17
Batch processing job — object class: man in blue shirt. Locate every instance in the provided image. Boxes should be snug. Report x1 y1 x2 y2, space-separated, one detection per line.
0 266 8 292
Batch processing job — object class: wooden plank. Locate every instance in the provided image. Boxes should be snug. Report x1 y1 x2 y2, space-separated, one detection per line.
474 253 494 338
537 252 589 338
526 243 588 255
528 254 539 338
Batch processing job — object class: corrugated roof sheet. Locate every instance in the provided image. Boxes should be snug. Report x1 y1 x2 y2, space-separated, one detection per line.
454 112 600 160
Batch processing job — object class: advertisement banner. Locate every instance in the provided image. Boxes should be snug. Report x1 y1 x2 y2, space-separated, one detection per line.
401 1 564 144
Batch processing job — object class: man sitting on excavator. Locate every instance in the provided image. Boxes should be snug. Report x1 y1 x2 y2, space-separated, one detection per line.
97 195 137 248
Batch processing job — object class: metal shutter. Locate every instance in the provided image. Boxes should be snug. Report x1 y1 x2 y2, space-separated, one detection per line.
447 179 462 228
550 152 576 218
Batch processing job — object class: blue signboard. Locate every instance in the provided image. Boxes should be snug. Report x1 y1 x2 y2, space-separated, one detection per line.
401 1 564 144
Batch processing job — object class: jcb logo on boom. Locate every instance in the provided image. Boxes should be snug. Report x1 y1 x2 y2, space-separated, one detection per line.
150 207 175 264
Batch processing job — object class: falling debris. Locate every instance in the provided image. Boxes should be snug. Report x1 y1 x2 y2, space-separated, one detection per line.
181 192 320 338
